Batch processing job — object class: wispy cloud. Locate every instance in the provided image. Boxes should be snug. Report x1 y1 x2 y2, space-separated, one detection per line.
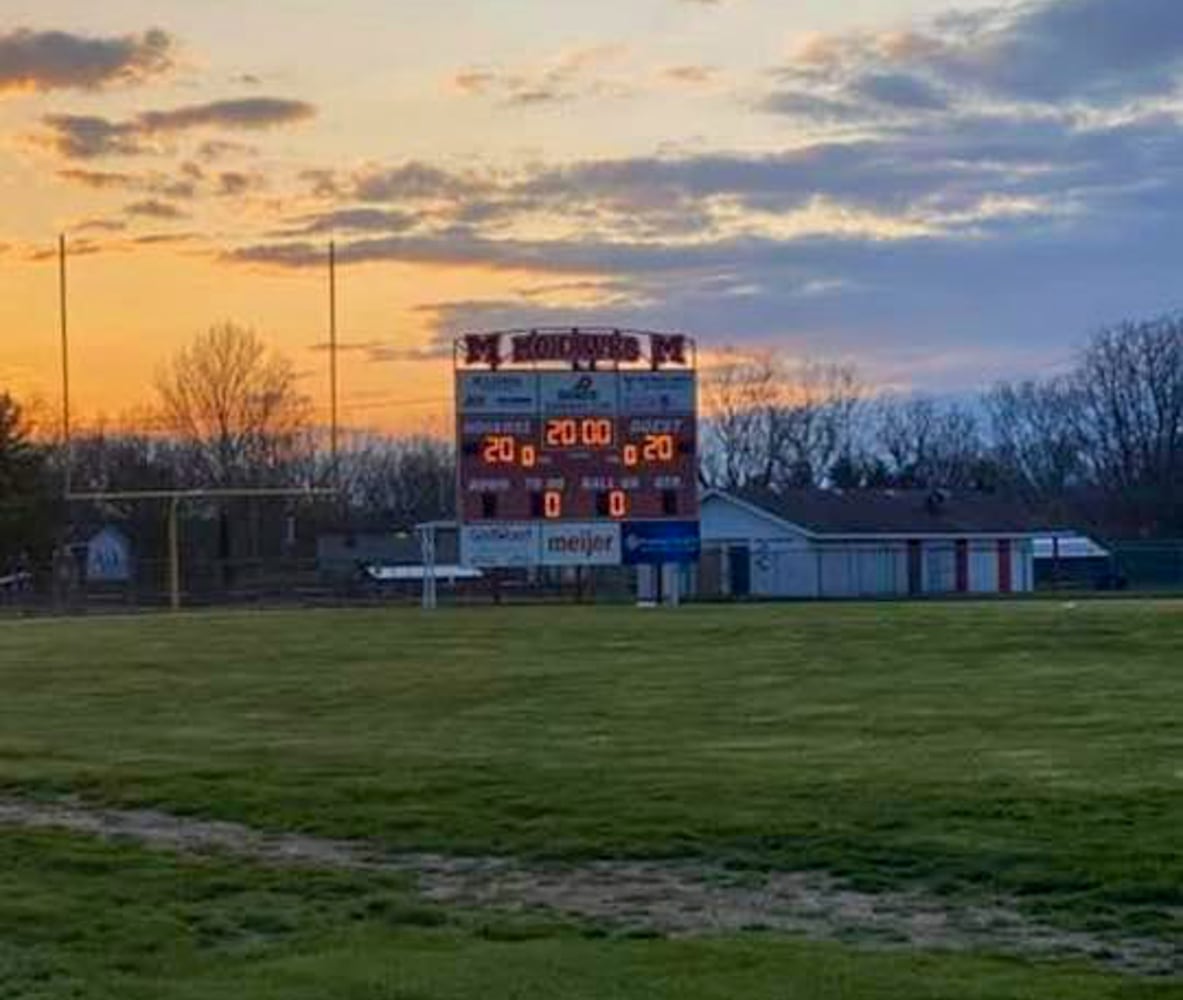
450 44 632 107
57 166 197 199
124 198 187 220
281 207 419 236
308 338 447 364
36 97 316 159
662 64 718 86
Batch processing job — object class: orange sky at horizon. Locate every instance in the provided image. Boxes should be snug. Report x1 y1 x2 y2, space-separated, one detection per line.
3 239 622 437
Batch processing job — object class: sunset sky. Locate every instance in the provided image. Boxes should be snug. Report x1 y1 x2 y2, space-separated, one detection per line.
3 0 1182 433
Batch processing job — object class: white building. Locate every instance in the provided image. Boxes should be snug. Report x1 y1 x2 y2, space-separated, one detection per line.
700 489 1051 599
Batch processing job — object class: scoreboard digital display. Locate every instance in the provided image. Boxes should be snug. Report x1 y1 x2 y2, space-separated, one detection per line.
455 329 699 568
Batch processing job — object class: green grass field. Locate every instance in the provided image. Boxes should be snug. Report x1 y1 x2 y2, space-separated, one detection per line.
0 601 1180 998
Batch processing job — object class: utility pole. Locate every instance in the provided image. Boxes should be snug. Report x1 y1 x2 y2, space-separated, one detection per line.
58 233 72 497
329 240 339 484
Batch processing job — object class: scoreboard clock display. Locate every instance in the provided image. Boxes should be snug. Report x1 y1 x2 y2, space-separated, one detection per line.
455 329 699 568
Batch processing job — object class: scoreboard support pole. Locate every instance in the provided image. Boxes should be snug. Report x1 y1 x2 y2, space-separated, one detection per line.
663 563 681 607
418 524 437 611
635 564 682 607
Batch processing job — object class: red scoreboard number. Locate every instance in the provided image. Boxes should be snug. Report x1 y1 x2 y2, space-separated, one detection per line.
482 434 537 468
623 433 675 467
470 419 691 520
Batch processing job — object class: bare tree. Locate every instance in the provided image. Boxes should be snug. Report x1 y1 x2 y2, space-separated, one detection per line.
772 362 863 488
702 351 865 490
984 378 1086 502
701 350 777 490
154 324 312 580
1072 316 1183 533
156 322 312 488
342 434 454 527
874 394 988 489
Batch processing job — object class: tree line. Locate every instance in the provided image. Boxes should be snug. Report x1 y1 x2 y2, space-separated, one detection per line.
2 312 1181 576
702 314 1183 537
0 323 452 577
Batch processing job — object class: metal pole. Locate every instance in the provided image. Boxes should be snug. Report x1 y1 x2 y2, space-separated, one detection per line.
329 240 339 484
58 233 72 497
419 525 437 610
168 496 181 611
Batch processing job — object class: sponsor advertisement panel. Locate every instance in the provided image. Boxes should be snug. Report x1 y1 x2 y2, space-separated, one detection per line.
537 372 619 415
539 522 622 566
456 372 539 415
622 520 701 565
461 523 540 568
619 371 695 415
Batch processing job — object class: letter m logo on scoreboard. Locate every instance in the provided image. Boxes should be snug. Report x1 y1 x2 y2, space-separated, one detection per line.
454 327 699 569
464 333 503 369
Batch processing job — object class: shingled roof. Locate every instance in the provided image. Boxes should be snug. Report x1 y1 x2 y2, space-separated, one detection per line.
722 488 1051 536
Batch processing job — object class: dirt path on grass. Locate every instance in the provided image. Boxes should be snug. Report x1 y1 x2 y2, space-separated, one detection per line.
0 797 1176 977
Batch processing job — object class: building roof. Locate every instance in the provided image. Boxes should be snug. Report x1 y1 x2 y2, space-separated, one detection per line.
1033 535 1110 559
711 488 1053 537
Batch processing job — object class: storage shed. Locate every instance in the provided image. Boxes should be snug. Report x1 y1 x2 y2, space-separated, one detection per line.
700 489 1049 599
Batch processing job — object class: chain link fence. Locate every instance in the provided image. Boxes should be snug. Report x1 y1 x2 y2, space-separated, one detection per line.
3 522 1182 616
0 553 642 614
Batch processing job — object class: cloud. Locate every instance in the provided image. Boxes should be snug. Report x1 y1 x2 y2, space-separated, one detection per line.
757 90 867 123
74 217 128 233
39 114 146 158
0 27 174 94
135 97 315 132
197 139 258 161
450 44 632 107
129 231 199 245
451 70 494 95
512 143 989 220
851 72 948 110
36 96 316 159
57 165 199 199
283 207 419 235
57 167 136 189
662 65 718 86
24 238 103 261
337 162 491 203
307 338 443 364
772 0 1183 113
215 170 264 197
124 199 186 220
963 0 1183 101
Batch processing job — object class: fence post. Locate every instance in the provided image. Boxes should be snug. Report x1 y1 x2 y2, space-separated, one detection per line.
168 496 181 612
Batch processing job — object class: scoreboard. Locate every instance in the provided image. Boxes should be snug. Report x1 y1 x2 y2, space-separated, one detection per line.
455 329 700 568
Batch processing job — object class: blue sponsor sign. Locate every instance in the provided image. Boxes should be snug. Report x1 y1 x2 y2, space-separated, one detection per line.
622 520 700 565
